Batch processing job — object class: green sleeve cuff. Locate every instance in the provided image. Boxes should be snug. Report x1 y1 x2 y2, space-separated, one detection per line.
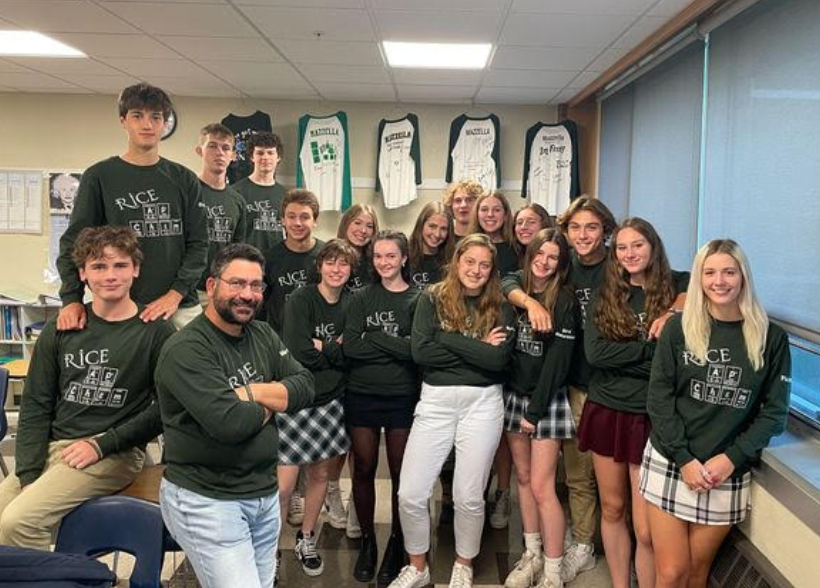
724 445 746 470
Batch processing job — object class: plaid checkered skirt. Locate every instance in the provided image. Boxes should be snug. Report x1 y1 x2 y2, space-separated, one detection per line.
276 397 350 465
503 388 575 440
639 440 751 525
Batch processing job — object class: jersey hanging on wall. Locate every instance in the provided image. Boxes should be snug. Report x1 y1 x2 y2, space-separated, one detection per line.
376 114 422 209
297 111 352 212
221 110 273 185
446 114 500 191
521 121 580 216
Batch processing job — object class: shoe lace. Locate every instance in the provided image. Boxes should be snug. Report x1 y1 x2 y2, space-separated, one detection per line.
289 495 304 514
450 565 471 588
298 535 319 559
393 565 422 588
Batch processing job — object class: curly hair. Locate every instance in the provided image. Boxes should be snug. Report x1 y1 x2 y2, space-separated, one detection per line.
594 218 676 341
73 226 143 269
429 234 504 338
442 179 485 212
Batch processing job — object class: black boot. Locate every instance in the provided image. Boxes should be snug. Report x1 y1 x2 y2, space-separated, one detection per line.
354 533 378 582
377 533 406 585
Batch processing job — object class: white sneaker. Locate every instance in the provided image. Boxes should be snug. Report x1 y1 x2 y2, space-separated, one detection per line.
324 482 347 529
387 564 431 588
563 527 573 552
560 543 595 583
346 496 362 539
504 549 543 588
287 491 305 526
489 489 511 529
449 562 473 588
538 556 563 588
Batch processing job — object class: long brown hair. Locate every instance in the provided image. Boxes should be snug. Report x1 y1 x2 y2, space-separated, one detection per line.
467 191 514 245
336 204 380 242
430 234 504 338
521 228 571 316
594 217 675 340
409 202 453 270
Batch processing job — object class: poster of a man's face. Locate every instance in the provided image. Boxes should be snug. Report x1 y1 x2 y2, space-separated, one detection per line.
49 172 81 214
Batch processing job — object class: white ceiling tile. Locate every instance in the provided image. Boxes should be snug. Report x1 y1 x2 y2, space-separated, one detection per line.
47 33 181 59
199 61 308 88
315 82 397 101
148 77 239 98
297 64 390 84
491 45 602 71
587 46 631 72
7 57 125 76
0 59 35 73
99 0 226 3
66 73 140 93
239 7 375 41
376 10 501 43
370 0 505 10
244 86 318 99
511 0 657 16
103 2 257 37
233 0 363 6
20 87 93 94
501 13 635 48
397 84 475 102
549 88 578 104
475 86 553 104
101 57 211 78
649 0 695 18
391 69 483 86
0 0 137 33
612 16 669 48
1 72 85 90
157 36 284 63
483 68 577 89
564 70 603 90
277 40 382 65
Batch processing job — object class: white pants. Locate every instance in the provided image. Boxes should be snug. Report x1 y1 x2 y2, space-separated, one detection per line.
398 382 504 560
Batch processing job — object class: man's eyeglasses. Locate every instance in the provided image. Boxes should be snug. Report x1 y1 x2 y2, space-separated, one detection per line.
218 277 266 294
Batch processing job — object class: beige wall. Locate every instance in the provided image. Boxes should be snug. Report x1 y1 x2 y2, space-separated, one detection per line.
0 92 554 297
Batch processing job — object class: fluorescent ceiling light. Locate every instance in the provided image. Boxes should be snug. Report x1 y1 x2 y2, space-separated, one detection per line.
383 41 491 69
0 31 86 57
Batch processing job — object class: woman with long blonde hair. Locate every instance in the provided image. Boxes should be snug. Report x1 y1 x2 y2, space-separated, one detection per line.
337 203 380 292
468 191 519 276
579 217 689 588
408 201 453 289
641 239 790 588
389 234 515 588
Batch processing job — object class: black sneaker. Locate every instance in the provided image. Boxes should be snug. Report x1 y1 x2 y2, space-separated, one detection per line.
295 530 324 577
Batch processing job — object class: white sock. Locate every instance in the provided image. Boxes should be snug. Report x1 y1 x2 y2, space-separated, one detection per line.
523 532 542 555
544 555 562 576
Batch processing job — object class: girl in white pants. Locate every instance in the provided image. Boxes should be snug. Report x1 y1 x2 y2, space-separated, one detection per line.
390 234 516 588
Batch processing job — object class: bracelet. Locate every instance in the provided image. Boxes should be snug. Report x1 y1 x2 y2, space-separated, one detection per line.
87 438 103 460
244 382 254 402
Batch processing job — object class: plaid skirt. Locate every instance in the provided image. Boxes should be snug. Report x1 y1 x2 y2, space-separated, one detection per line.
503 388 575 440
639 440 751 525
276 398 350 465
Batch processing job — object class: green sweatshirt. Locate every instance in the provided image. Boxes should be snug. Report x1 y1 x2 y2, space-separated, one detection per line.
508 289 580 424
282 285 347 407
494 241 521 277
585 271 690 413
411 291 515 387
233 178 286 259
197 181 247 291
262 239 323 333
156 314 314 499
15 305 173 486
410 255 445 290
346 252 373 293
343 283 421 396
57 157 208 308
648 316 791 476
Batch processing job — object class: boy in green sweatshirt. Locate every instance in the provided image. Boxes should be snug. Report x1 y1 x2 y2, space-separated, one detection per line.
56 83 208 332
155 243 314 588
0 226 174 550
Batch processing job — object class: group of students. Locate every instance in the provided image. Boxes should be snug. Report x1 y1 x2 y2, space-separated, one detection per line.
0 81 791 588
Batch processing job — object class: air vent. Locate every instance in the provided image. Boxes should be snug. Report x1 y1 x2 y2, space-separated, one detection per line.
710 530 791 588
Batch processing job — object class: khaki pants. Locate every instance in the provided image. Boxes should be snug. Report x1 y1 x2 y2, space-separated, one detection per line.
563 386 598 545
172 303 203 330
0 439 144 550
197 290 209 310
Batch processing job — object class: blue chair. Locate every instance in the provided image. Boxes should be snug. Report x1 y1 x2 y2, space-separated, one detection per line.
55 495 165 588
0 367 9 477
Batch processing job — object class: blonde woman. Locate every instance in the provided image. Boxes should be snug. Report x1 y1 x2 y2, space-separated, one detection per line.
390 234 515 588
642 239 791 588
337 204 380 293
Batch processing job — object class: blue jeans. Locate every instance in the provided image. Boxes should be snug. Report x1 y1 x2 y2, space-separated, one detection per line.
160 478 280 588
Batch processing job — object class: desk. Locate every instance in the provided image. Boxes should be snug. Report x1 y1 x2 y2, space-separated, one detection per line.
120 464 165 504
3 359 28 379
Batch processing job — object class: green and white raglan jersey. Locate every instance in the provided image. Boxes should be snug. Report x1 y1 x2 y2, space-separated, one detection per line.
376 114 422 209
297 112 352 212
197 182 247 291
521 121 580 216
446 114 501 191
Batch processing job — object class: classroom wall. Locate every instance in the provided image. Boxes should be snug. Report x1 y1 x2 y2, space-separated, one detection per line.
0 92 556 298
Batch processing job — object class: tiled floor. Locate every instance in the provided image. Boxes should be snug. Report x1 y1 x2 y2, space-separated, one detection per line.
1 434 613 587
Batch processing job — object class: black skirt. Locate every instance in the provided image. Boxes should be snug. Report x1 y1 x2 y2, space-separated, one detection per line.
345 391 418 429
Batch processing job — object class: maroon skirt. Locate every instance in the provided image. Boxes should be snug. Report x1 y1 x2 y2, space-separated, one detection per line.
577 400 651 465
